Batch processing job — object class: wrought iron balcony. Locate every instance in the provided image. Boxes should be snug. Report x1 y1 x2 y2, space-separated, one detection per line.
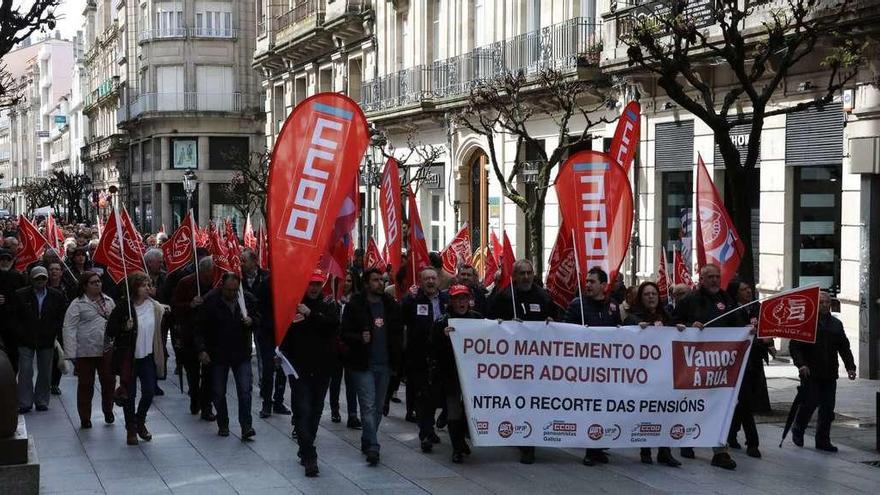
139 27 188 43
275 1 325 46
360 17 602 113
128 92 248 119
83 78 120 112
81 134 127 163
190 27 238 39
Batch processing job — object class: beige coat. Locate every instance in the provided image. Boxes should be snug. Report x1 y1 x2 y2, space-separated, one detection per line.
62 294 116 359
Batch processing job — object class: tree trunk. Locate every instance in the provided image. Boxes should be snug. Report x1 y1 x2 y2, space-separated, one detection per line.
525 201 545 279
725 165 756 285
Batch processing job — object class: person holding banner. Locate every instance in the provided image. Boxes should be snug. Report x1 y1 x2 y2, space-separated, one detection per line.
340 268 404 466
454 264 488 315
673 263 746 470
431 284 481 463
623 281 682 467
105 272 166 446
563 267 621 467
278 269 340 477
195 272 259 440
789 291 857 452
487 259 556 465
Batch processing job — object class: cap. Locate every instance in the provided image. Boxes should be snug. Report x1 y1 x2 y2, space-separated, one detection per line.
0 249 13 260
449 284 472 298
30 266 48 279
309 269 326 283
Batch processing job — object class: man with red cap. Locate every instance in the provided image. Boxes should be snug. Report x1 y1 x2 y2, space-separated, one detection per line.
431 284 481 463
279 269 339 477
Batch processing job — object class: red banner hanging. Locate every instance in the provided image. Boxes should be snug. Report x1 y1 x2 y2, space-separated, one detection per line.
695 154 744 288
379 158 403 277
365 237 386 270
545 221 577 309
267 92 369 345
15 215 48 272
496 231 516 291
93 207 147 283
657 248 670 301
555 150 633 289
162 211 196 275
440 223 471 275
758 285 820 343
609 101 641 174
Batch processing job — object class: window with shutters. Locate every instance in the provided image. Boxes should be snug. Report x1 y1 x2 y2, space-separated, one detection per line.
792 166 841 292
195 1 234 37
196 66 234 111
154 2 184 38
156 65 184 111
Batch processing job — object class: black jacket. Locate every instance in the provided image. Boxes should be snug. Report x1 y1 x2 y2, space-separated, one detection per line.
488 284 556 321
340 291 403 371
0 268 26 350
431 309 482 393
790 313 856 380
401 289 449 369
12 286 67 349
195 288 261 365
279 294 339 376
564 296 621 326
673 287 748 328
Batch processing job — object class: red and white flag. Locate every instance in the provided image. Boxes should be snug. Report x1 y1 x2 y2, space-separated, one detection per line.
695 154 744 288
267 93 368 345
673 246 694 288
15 215 48 272
555 150 633 290
609 101 640 174
318 176 359 280
657 248 670 301
402 185 432 296
365 237 386 270
93 207 146 283
46 213 65 258
162 211 196 274
379 158 403 278
224 218 243 276
440 223 471 275
243 215 257 250
208 221 236 286
471 245 498 289
758 285 820 343
545 222 577 309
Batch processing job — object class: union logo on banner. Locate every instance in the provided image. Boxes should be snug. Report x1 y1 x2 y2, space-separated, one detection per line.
757 285 820 343
698 199 738 263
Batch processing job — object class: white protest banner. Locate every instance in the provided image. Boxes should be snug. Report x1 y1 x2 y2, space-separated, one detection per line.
449 319 752 449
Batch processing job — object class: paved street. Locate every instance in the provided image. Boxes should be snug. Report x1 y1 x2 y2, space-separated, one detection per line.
27 357 880 495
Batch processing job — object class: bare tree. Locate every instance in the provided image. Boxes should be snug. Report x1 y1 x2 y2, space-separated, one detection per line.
223 149 269 221
53 170 91 223
0 0 60 106
455 68 613 276
22 176 61 213
623 0 865 283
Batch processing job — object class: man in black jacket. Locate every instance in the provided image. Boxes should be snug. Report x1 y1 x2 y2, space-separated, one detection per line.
279 269 339 477
455 264 488 315
488 259 556 464
196 272 260 439
790 290 857 452
673 263 746 470
564 266 620 466
401 267 448 452
13 266 67 413
341 268 404 466
431 284 481 463
0 248 26 371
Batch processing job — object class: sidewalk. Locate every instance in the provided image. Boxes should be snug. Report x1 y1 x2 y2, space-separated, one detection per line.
27 355 880 495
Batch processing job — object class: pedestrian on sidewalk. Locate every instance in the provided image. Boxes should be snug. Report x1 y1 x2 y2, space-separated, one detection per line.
341 268 403 466
330 269 361 428
789 290 857 452
106 271 166 446
12 266 67 413
431 284 480 463
62 271 117 428
196 272 259 440
279 269 339 477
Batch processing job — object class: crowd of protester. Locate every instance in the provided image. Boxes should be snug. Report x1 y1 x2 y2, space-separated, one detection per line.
0 216 857 478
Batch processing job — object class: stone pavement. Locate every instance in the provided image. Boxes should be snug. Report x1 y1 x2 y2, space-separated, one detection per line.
25 356 880 495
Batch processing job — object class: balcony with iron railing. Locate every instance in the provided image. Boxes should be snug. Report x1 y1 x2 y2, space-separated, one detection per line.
139 27 189 43
127 92 251 119
190 26 239 39
81 133 127 163
360 17 602 114
275 1 325 47
83 78 120 112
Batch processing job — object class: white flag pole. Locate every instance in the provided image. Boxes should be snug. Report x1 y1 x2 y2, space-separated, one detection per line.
571 229 586 326
189 210 201 298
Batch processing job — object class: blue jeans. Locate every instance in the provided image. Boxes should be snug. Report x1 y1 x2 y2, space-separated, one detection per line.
17 347 53 409
212 360 253 429
350 364 391 454
292 372 331 462
124 354 157 425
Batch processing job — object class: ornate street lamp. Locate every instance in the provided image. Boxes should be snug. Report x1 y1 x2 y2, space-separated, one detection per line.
182 168 198 213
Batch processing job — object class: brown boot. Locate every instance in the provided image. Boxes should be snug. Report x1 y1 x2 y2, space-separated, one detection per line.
136 419 152 441
126 424 139 446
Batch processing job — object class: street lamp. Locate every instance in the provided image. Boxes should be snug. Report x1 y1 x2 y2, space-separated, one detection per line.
182 168 198 214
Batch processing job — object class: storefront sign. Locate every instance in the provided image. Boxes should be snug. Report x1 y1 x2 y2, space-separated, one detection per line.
412 163 444 190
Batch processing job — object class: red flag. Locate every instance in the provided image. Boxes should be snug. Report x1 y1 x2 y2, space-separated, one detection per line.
496 231 516 291
159 224 166 235
609 101 640 174
379 158 403 276
267 93 369 345
208 222 235 286
471 244 499 288
545 222 577 309
318 176 359 280
243 215 257 249
15 215 48 272
196 226 209 248
758 285 820 343
440 223 471 275
46 213 65 258
673 247 694 288
695 154 744 288
490 231 503 264
555 150 633 289
162 211 196 274
406 184 431 275
224 218 243 276
657 248 670 301
93 207 146 283
365 237 386 270
257 223 268 269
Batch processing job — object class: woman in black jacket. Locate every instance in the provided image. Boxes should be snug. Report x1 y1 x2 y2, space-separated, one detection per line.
625 281 682 467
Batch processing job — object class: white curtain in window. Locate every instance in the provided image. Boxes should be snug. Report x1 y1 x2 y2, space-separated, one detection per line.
157 65 184 111
196 66 234 110
195 1 233 36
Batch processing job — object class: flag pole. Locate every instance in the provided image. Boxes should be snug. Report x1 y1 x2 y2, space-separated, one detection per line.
571 229 586 326
113 202 133 320
509 273 518 319
701 283 821 328
189 210 201 298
